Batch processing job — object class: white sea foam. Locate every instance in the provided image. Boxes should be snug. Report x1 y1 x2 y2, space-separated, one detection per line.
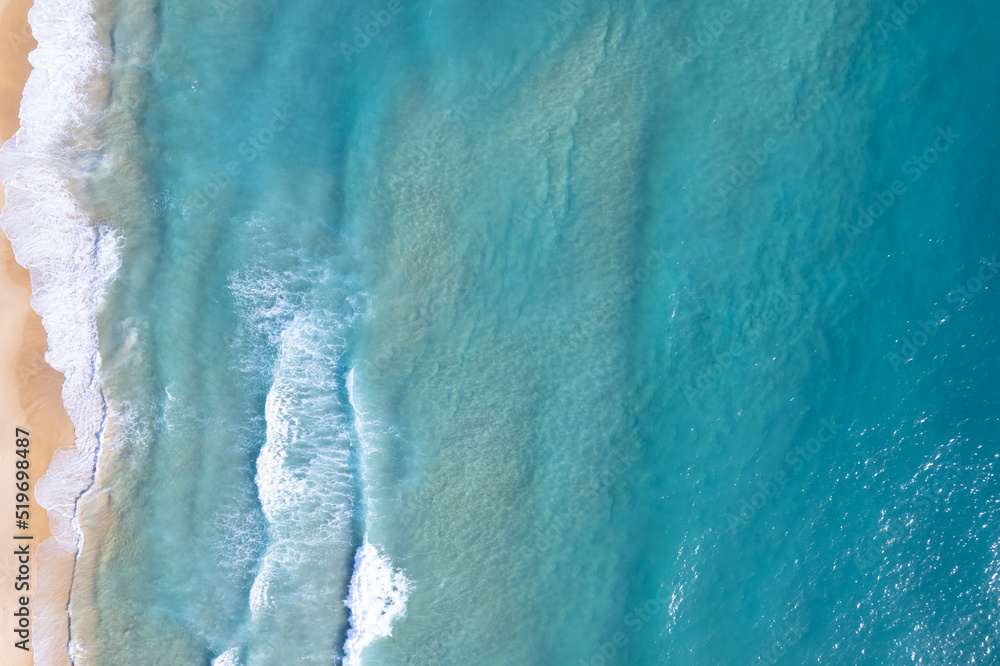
249 314 355 625
211 647 241 666
253 312 355 525
257 367 311 523
213 504 265 579
248 559 273 621
343 369 413 665
234 257 362 644
0 0 119 660
346 363 402 526
342 536 412 666
345 367 371 504
232 248 409 661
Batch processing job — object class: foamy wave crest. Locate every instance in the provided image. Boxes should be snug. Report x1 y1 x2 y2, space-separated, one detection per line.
343 536 412 666
249 312 356 627
248 558 273 620
211 647 241 666
231 243 361 530
256 312 354 529
345 365 402 526
345 368 373 509
0 0 118 661
231 247 365 653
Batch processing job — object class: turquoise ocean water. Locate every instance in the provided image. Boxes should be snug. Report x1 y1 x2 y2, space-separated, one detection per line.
2 0 1000 663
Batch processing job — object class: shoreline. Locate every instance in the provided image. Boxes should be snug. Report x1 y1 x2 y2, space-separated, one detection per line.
0 0 76 664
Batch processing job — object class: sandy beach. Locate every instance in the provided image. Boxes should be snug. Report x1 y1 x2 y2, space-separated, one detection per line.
0 0 76 663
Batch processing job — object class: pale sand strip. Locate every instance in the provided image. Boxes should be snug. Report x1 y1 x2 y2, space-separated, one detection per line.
0 0 76 663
